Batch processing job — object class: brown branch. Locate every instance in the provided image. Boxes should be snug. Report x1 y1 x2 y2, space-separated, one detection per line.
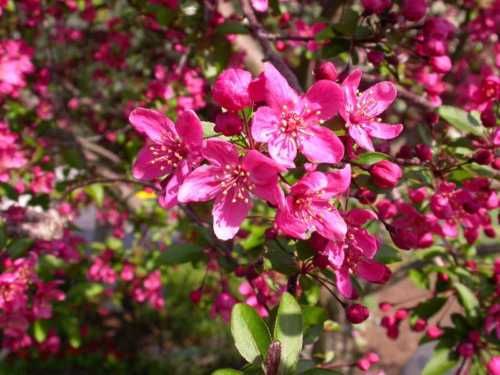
240 0 302 92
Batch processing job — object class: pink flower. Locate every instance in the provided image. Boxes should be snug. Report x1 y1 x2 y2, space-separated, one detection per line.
346 303 369 324
314 61 337 81
215 112 243 136
340 69 403 151
178 140 284 240
485 304 500 340
361 0 392 14
210 291 236 322
401 0 427 22
276 166 350 241
212 68 252 111
130 108 204 208
252 63 344 167
313 209 391 299
487 356 500 375
251 0 268 13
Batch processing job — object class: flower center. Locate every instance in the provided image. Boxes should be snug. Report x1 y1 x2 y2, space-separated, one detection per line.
280 111 305 136
219 164 255 203
148 141 188 171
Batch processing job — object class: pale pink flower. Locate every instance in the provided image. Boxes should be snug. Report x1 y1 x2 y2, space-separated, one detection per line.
130 108 203 208
276 166 350 241
340 69 403 151
178 140 284 240
252 63 344 167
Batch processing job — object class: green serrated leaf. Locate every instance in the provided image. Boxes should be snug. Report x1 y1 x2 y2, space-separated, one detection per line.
274 293 303 374
438 106 484 136
230 303 272 363
422 348 458 375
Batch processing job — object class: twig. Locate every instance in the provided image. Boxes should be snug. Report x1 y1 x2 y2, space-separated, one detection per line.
240 0 302 92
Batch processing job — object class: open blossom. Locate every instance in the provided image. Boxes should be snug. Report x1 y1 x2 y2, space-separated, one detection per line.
313 209 391 299
251 0 268 12
276 166 351 241
340 69 403 151
178 140 284 240
130 108 203 208
252 63 344 168
0 39 34 97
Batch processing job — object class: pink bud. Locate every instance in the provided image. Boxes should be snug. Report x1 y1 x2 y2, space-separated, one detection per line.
426 324 443 339
346 303 370 324
481 103 497 128
401 0 427 22
409 187 427 203
473 149 494 165
251 0 268 13
379 302 393 312
367 50 385 66
214 112 243 136
356 187 377 204
367 352 380 364
212 68 252 111
395 308 409 321
412 318 427 332
356 358 371 371
190 288 203 304
314 61 337 81
415 144 433 161
457 342 475 358
370 160 403 189
361 0 392 14
430 55 452 73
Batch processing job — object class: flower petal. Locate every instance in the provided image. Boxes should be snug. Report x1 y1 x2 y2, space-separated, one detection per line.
300 125 344 164
132 144 173 180
303 80 344 121
341 69 362 118
243 150 284 183
345 208 377 226
212 68 252 111
358 81 397 118
312 207 347 242
335 267 358 299
212 191 252 240
177 165 221 202
263 63 299 112
129 107 176 144
325 164 351 196
251 106 280 143
364 121 403 140
348 125 374 151
202 139 239 167
325 241 345 269
268 133 297 168
276 203 309 239
355 258 391 284
291 171 328 195
175 110 203 151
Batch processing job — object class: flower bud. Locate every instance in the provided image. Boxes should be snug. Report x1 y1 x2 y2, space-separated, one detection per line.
190 288 203 304
430 55 452 73
395 308 409 321
412 318 427 332
426 325 443 339
415 144 433 161
367 51 385 66
356 358 371 371
214 112 243 136
401 0 427 21
314 61 337 81
473 149 494 165
481 103 497 128
457 342 475 358
212 68 252 111
346 303 370 324
370 160 402 188
356 187 377 204
379 302 392 312
487 356 500 375
367 352 380 364
362 0 392 14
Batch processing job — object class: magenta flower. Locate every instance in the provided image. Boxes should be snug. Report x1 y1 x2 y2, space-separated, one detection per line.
178 140 284 240
252 63 345 167
251 0 268 13
276 165 350 241
129 107 203 208
340 69 403 151
212 68 252 111
314 209 391 299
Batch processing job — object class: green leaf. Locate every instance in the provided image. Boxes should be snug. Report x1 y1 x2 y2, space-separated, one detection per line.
159 243 205 265
216 21 248 35
408 269 429 289
231 303 272 363
438 106 484 136
355 152 391 165
422 348 458 375
454 283 479 318
0 224 7 249
33 320 47 343
7 238 34 258
62 148 86 169
267 240 298 276
85 184 104 207
374 244 402 264
274 292 303 374
212 370 243 375
62 316 81 349
412 298 447 320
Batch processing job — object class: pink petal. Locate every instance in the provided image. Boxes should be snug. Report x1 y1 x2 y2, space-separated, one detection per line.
212 68 252 111
132 144 173 180
300 125 344 164
248 74 265 103
325 241 345 268
253 183 284 207
364 122 403 140
268 133 297 168
202 139 239 167
177 165 221 202
251 106 280 143
349 125 374 151
159 163 189 209
263 63 299 112
129 107 176 144
325 164 351 196
341 69 362 118
212 191 252 240
303 80 344 121
175 110 203 151
276 203 309 239
335 267 358 299
358 81 397 118
251 0 268 12
355 258 391 284
243 150 284 183
312 207 347 242
292 171 328 195
352 228 379 258
346 208 377 226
